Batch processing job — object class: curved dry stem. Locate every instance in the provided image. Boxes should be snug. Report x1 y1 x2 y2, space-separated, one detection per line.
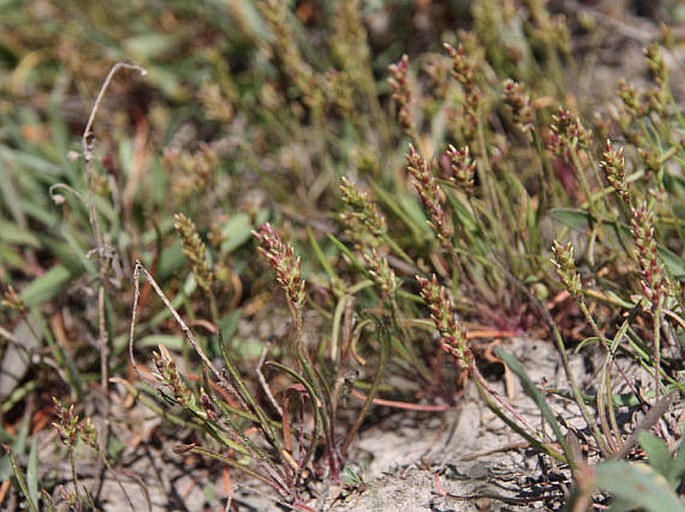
127 261 230 390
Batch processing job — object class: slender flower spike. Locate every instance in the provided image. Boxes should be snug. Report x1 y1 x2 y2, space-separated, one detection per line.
444 43 475 91
253 223 306 313
548 108 591 156
1 285 26 315
644 43 668 114
446 144 476 195
339 176 387 246
52 400 80 447
502 79 534 133
600 140 631 206
416 274 474 371
153 344 193 407
51 399 99 449
174 213 213 291
551 241 583 301
388 54 414 135
618 80 647 118
363 248 398 296
645 43 668 88
444 42 481 139
406 144 453 247
630 202 667 308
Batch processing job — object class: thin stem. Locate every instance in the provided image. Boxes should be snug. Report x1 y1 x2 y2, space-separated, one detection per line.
342 320 389 455
653 301 664 401
81 62 146 458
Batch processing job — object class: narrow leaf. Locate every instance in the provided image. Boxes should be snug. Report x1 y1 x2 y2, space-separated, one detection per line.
20 265 76 308
595 461 685 512
494 347 570 457
27 437 38 506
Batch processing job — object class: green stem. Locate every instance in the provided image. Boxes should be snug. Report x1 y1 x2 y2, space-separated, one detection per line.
342 319 389 455
473 375 565 463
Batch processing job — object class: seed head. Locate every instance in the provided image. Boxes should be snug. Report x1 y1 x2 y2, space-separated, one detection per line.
445 144 476 195
416 274 474 370
502 79 534 133
339 176 387 247
631 202 668 309
548 108 591 157
551 241 583 302
174 213 213 291
599 140 631 205
253 223 306 313
388 54 414 135
406 144 452 248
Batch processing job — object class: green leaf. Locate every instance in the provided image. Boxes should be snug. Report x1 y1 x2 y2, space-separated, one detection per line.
220 213 255 254
549 208 592 231
7 448 39 512
0 220 41 247
657 245 685 280
20 265 77 308
0 147 62 175
670 432 685 488
369 181 425 243
0 241 25 268
137 334 184 351
638 431 672 480
494 347 570 457
326 233 364 272
595 461 685 512
27 437 38 506
308 226 337 281
220 309 241 342
123 33 181 60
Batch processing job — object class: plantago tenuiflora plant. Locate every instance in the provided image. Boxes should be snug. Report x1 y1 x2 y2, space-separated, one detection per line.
52 399 138 511
415 274 571 464
630 202 670 399
253 223 341 483
127 258 330 506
